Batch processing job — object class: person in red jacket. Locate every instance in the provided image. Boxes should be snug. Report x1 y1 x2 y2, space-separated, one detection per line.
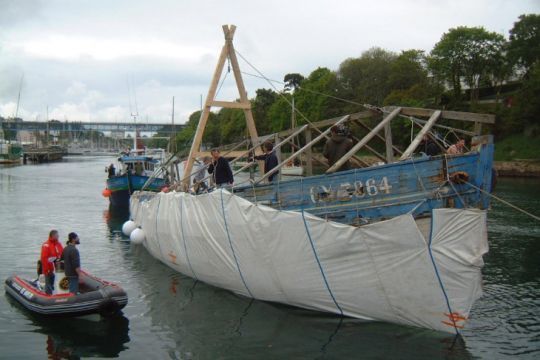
40 230 64 295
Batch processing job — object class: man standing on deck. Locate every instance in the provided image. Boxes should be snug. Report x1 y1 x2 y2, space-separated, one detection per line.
323 125 353 172
40 230 63 295
208 149 234 188
253 141 279 182
62 232 81 294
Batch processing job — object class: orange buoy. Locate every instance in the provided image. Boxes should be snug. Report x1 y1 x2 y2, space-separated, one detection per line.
102 188 112 197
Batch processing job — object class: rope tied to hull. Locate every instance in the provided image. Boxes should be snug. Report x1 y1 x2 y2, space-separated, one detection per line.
465 180 540 222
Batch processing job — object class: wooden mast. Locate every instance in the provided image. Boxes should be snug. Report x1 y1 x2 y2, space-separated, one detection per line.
183 25 259 189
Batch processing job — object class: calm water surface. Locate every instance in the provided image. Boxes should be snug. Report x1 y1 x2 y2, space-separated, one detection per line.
0 157 538 359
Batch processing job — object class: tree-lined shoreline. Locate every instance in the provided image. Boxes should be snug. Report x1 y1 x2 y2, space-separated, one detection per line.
167 14 539 162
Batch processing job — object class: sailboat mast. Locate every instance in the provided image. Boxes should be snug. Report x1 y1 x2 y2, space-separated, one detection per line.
14 75 23 119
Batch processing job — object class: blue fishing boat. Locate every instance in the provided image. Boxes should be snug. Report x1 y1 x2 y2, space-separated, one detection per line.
105 154 168 208
233 135 494 226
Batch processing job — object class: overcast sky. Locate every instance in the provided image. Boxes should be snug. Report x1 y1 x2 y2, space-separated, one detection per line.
1 0 538 124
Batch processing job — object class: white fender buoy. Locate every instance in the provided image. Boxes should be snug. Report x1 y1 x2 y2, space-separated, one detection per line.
122 220 136 236
130 228 145 245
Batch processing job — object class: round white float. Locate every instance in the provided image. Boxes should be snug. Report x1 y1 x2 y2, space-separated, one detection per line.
122 220 137 236
130 228 146 245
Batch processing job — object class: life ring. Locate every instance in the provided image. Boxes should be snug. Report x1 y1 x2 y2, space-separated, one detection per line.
59 277 70 291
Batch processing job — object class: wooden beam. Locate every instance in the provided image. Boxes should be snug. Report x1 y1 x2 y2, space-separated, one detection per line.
410 117 476 137
399 110 441 160
474 121 482 135
182 32 230 188
384 106 495 124
256 115 350 184
286 139 329 167
277 111 373 138
304 127 313 176
225 26 259 147
352 119 403 155
384 122 394 163
326 108 401 174
211 100 251 109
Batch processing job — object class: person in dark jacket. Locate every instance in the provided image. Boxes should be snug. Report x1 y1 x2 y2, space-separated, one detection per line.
420 135 441 156
254 141 279 182
62 232 81 294
208 149 234 187
323 125 353 172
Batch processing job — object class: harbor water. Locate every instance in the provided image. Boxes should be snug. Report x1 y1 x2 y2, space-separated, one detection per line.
0 157 538 359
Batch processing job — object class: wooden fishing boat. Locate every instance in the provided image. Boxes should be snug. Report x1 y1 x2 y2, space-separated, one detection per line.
125 25 495 334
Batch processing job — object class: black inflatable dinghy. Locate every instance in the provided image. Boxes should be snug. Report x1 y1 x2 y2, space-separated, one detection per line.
5 270 127 317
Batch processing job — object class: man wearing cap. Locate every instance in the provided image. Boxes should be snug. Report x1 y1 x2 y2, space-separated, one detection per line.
40 230 64 295
63 232 81 294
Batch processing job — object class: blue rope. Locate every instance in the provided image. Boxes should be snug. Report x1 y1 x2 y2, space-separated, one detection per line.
179 195 199 281
427 210 460 335
154 195 165 259
300 210 344 316
220 190 254 298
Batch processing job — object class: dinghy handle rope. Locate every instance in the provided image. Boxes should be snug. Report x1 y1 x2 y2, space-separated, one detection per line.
465 181 540 222
179 196 199 281
300 178 344 316
220 190 254 298
428 211 460 335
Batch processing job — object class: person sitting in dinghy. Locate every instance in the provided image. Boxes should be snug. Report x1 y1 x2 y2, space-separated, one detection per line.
40 230 64 295
62 232 81 294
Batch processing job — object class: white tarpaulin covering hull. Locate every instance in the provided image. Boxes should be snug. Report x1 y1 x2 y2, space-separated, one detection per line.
130 190 488 334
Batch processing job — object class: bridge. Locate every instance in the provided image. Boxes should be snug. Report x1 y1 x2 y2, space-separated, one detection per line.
0 119 185 134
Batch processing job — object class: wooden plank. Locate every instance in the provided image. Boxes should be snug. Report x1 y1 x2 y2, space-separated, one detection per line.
399 110 441 160
326 108 401 173
304 127 313 176
211 101 251 109
182 32 230 188
474 121 482 135
277 111 373 137
384 122 394 163
353 119 403 155
256 115 350 184
226 26 259 148
385 106 495 124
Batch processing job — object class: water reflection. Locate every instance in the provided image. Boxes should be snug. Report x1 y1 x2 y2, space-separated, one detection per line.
6 296 130 358
125 245 473 359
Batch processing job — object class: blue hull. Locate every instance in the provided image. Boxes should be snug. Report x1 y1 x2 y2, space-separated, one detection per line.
109 189 131 208
107 174 167 209
233 135 494 226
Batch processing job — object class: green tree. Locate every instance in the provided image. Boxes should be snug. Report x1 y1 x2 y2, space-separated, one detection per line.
283 73 305 92
337 47 397 106
295 67 342 122
508 14 540 75
252 88 278 135
429 26 506 104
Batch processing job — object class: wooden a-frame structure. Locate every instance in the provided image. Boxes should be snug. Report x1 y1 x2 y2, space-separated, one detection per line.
183 25 259 188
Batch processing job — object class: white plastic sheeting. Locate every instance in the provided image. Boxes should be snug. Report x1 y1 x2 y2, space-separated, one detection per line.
130 190 488 333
